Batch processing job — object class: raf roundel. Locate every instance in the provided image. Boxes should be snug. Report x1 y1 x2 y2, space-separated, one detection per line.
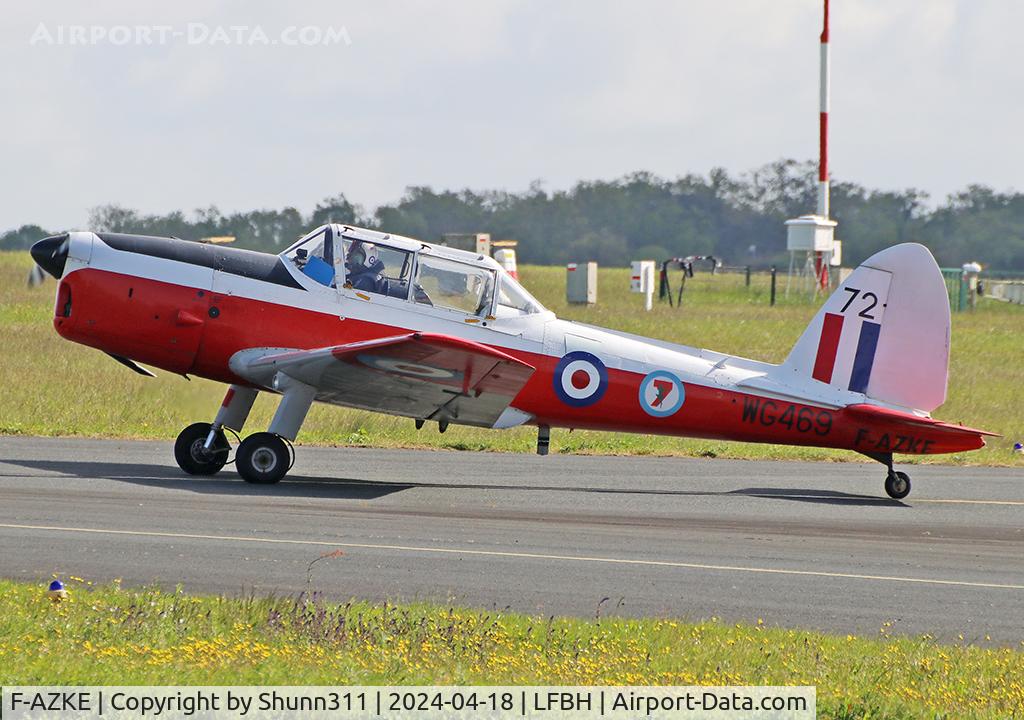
639 370 686 417
553 351 608 407
356 353 461 381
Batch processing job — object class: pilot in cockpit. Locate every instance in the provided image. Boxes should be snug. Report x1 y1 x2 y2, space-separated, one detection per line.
345 240 388 294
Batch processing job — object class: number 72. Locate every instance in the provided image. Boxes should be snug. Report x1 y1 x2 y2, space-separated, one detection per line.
839 287 879 320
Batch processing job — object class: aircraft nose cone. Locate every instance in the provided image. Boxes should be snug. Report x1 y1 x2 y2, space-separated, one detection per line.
31 233 70 279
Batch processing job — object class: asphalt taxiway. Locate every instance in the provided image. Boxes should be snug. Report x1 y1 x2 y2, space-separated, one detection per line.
1 437 1021 645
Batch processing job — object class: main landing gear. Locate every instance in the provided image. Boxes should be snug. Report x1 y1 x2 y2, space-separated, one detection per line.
235 432 292 484
173 377 314 485
861 451 912 499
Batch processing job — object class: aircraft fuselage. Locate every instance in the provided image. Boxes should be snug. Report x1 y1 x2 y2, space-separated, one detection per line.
47 230 983 459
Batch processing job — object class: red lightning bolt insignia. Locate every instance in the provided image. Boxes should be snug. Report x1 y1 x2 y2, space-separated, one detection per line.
651 379 674 407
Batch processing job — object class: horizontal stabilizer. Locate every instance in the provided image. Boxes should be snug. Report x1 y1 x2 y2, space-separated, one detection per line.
843 403 998 437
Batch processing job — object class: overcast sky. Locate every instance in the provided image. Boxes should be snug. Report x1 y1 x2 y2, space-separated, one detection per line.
2 1 1022 231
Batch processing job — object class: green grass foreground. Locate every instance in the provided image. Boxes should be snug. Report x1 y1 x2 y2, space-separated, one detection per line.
2 251 1022 465
0 579 1021 718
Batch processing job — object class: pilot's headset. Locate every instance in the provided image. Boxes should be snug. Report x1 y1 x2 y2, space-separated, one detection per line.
362 244 380 269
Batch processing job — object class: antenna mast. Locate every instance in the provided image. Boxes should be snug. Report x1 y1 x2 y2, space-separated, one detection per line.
818 0 830 218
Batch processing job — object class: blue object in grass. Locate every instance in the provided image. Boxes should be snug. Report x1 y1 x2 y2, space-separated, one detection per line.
302 255 335 286
47 579 67 602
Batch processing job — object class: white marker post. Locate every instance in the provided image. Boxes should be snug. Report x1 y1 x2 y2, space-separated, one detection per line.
631 260 656 311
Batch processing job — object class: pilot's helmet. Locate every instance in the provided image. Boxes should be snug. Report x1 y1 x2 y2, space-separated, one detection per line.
347 241 380 272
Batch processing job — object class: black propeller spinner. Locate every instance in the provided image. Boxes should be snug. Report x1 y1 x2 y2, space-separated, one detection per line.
30 233 70 280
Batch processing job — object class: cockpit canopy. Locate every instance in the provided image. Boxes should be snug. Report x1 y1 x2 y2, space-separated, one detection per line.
282 225 545 318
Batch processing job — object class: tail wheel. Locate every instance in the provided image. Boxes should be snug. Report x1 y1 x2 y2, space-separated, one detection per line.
174 422 229 476
236 432 290 484
885 470 911 499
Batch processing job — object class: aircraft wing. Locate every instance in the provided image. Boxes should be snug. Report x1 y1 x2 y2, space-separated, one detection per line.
230 332 535 428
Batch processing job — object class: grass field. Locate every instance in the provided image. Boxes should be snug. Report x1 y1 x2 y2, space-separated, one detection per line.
0 578 1021 718
2 251 1022 465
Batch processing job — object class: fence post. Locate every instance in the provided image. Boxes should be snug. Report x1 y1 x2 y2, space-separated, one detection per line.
745 266 751 287
770 266 777 306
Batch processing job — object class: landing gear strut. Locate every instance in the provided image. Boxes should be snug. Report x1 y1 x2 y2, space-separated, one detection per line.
537 425 550 456
173 377 315 485
861 451 912 499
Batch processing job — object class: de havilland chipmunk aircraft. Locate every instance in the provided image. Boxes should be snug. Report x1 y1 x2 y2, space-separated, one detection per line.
30 224 993 498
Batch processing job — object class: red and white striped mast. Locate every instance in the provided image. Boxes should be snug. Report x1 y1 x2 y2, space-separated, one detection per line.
814 0 833 289
818 0 830 218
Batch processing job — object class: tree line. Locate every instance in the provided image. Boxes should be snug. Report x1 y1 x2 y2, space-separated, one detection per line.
5 159 1023 270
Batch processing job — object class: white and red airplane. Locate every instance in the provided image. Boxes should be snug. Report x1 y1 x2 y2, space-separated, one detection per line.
31 224 993 498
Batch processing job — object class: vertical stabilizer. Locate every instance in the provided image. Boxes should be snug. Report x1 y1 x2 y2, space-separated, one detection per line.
780 243 950 412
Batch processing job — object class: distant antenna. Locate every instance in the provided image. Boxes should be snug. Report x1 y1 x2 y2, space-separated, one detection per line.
787 0 836 297
818 0 830 218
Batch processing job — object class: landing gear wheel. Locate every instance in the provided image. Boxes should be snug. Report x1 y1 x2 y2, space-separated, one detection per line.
885 470 911 499
174 422 229 476
236 432 290 484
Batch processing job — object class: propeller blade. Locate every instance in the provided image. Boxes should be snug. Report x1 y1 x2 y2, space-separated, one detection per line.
27 264 46 288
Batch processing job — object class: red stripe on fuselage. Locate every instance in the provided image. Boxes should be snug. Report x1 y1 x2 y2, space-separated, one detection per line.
811 313 844 383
